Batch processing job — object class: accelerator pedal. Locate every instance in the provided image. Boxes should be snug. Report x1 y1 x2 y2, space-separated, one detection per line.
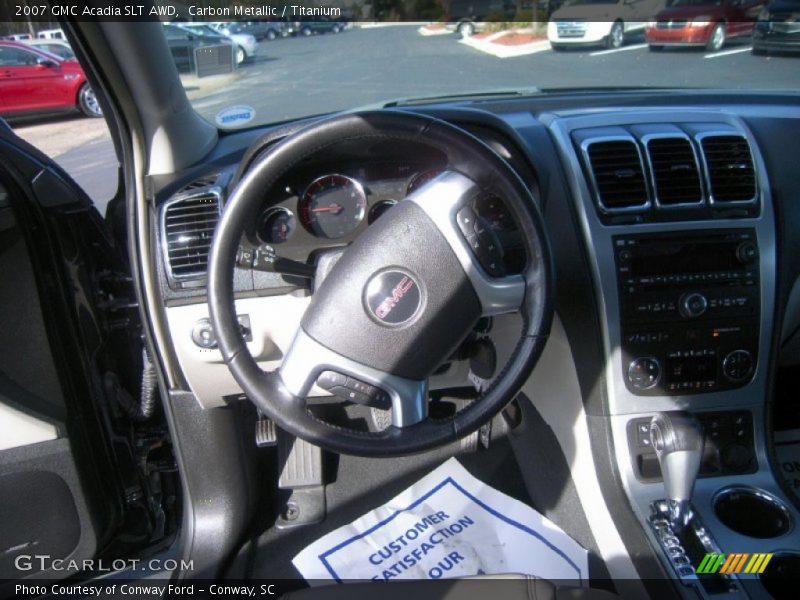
275 429 326 529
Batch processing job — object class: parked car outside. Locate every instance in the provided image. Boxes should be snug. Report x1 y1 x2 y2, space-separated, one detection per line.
446 0 517 37
177 23 257 64
646 0 766 51
4 33 32 41
0 40 101 118
752 0 800 54
162 24 236 73
291 18 346 36
24 39 76 60
444 21 489 36
214 21 287 41
36 28 66 40
548 0 666 49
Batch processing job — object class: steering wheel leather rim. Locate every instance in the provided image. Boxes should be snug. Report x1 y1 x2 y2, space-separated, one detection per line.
208 110 553 457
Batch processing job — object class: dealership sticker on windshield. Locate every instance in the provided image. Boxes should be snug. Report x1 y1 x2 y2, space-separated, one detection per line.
293 458 588 584
215 105 255 127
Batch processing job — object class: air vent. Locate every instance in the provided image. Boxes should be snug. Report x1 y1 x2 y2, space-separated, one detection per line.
178 173 219 194
646 136 703 207
584 139 649 212
700 135 756 204
162 192 220 281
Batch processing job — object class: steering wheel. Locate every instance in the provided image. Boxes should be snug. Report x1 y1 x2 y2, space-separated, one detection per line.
208 111 552 457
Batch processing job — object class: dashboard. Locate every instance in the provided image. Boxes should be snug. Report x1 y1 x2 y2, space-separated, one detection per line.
149 91 800 598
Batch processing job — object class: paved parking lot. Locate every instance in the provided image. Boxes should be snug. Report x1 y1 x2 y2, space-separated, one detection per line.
10 24 798 211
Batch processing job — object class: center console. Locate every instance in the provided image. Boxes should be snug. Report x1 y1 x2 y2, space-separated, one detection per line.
616 229 760 396
546 109 799 599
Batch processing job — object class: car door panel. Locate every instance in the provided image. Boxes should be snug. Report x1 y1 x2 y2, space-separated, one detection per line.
0 176 97 585
0 127 130 588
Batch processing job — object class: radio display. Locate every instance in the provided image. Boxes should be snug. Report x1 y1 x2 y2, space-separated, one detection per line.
630 241 740 276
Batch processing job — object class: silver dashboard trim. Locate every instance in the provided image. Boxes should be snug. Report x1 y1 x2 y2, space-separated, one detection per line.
279 328 428 428
159 186 223 286
545 109 792 598
695 131 760 208
578 135 652 215
546 111 775 417
641 132 706 210
408 171 525 316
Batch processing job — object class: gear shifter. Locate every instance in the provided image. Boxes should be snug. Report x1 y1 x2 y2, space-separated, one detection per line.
649 411 704 531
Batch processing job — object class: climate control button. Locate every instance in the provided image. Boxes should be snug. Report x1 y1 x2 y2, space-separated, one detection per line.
723 350 754 382
628 357 661 390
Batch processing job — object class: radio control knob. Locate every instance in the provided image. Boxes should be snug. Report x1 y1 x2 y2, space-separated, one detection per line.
679 292 708 318
736 241 759 265
628 357 661 391
723 350 754 382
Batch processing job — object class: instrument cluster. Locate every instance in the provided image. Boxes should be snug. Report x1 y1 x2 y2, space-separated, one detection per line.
250 161 523 273
255 165 445 246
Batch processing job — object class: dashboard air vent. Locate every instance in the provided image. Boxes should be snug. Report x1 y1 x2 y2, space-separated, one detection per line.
584 139 649 212
700 135 756 204
646 136 703 207
162 192 220 281
178 173 219 194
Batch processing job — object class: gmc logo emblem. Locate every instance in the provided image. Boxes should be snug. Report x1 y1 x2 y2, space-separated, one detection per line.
365 270 422 326
375 276 415 319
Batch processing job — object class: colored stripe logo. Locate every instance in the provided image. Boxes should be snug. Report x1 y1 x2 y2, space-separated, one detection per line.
697 553 773 574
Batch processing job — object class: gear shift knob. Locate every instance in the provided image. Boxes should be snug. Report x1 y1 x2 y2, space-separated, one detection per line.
650 411 704 529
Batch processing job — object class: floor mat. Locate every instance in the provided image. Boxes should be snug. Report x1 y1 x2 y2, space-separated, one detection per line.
236 435 532 581
775 428 800 503
292 457 588 584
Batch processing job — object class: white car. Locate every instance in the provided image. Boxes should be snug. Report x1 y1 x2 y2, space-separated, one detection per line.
547 0 665 50
177 23 257 64
36 28 66 40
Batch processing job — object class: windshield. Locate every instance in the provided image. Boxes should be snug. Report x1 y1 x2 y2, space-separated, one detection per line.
181 24 225 37
170 13 799 131
670 0 726 6
562 0 622 5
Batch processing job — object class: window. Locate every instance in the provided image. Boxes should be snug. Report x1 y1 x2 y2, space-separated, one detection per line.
0 47 38 67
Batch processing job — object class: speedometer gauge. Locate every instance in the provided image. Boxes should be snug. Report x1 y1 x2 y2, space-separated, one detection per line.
299 174 367 239
406 169 442 197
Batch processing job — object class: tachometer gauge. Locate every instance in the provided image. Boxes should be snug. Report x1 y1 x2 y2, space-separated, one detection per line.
299 174 367 239
406 169 442 197
259 207 296 244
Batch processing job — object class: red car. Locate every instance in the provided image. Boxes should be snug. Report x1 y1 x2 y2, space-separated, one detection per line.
646 0 767 52
0 40 101 119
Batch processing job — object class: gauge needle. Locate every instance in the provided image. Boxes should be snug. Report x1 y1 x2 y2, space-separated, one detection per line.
310 203 343 214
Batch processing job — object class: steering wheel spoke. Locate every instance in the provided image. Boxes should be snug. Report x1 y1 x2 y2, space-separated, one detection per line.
409 171 525 316
279 329 429 427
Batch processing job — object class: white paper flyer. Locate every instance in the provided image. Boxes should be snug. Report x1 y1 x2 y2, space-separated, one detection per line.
293 457 588 584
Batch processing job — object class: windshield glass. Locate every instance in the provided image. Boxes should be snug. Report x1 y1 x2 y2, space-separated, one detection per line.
167 9 798 131
670 0 725 6
182 24 225 36
563 0 622 5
